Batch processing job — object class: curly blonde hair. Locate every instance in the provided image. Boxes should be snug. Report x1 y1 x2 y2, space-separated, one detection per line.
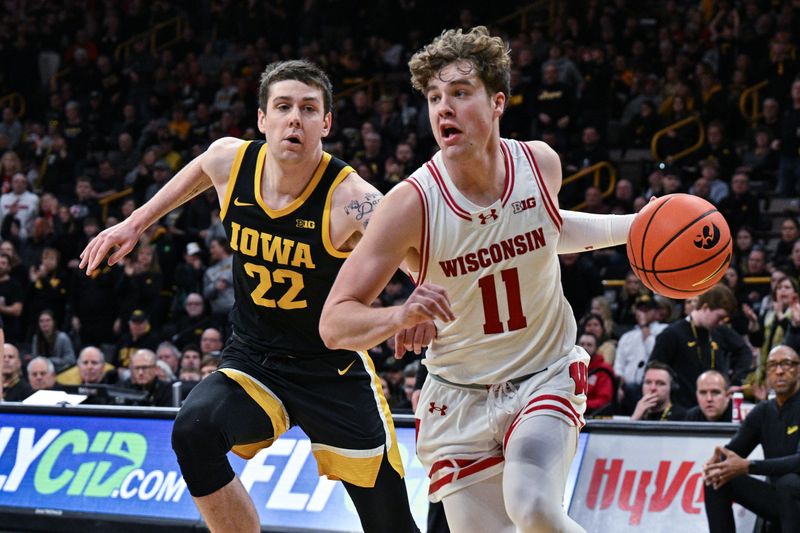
408 26 511 100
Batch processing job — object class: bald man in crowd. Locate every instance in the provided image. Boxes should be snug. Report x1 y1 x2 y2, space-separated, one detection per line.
684 370 732 422
27 356 57 391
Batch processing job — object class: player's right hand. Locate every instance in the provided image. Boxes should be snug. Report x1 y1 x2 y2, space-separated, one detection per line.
79 219 141 275
397 283 455 329
394 321 436 358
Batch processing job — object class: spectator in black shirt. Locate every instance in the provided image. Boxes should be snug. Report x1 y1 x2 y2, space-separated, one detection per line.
162 293 215 350
650 284 750 409
536 63 575 149
684 370 733 422
631 361 686 421
777 79 800 196
1 343 32 401
114 310 159 371
717 170 763 235
703 345 800 532
0 253 25 344
120 348 173 407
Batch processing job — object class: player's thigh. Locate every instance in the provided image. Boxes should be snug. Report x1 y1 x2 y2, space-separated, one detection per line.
502 414 580 530
440 473 515 533
173 371 275 451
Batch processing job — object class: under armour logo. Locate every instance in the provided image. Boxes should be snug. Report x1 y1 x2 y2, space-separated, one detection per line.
694 223 721 250
478 209 498 225
428 402 448 416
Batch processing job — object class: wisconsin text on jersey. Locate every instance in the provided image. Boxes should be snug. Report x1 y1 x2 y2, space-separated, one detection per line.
229 221 316 269
438 226 546 277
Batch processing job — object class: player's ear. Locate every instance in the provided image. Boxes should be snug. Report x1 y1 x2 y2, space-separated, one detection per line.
493 92 506 116
321 111 332 138
257 108 267 135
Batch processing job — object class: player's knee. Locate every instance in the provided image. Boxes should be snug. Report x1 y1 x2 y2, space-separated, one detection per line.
507 494 566 533
172 399 224 459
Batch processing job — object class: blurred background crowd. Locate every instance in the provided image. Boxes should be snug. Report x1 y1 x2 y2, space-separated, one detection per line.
1 0 800 419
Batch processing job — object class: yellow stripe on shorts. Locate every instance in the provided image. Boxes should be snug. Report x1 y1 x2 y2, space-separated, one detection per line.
218 368 290 459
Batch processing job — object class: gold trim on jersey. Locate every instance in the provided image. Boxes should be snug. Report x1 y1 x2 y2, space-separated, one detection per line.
255 147 331 219
218 368 290 459
321 165 356 258
363 350 405 479
220 141 249 221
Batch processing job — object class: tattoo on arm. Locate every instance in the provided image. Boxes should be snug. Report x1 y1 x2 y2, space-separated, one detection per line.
344 192 381 229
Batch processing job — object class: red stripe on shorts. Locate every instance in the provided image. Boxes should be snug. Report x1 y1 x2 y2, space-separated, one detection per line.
428 455 504 496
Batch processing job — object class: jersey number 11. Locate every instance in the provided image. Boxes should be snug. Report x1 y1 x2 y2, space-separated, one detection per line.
478 267 527 334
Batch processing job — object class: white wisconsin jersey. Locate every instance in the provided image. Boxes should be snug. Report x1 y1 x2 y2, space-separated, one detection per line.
406 139 576 384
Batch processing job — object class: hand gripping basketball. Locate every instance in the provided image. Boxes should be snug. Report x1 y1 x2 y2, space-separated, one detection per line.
626 194 732 299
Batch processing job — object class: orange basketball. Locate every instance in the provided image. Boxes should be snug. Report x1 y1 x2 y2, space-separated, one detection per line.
626 193 732 299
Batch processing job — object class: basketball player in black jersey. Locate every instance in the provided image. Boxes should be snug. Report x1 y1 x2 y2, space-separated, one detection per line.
81 60 417 533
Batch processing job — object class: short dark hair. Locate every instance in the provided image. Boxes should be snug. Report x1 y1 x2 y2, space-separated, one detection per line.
645 360 675 384
697 284 738 317
258 60 333 115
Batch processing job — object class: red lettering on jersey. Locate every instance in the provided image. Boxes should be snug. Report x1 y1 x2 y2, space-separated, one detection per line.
569 361 588 396
437 227 547 277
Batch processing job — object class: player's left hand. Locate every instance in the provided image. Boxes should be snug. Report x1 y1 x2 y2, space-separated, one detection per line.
703 446 749 489
394 321 436 358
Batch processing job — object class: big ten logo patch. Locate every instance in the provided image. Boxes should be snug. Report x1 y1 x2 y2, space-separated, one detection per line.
512 196 537 214
296 219 316 229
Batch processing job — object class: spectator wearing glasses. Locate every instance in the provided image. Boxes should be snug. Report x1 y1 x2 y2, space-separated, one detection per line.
704 345 800 532
121 348 172 407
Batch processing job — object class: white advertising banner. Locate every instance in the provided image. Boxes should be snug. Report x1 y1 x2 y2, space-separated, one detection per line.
569 432 760 532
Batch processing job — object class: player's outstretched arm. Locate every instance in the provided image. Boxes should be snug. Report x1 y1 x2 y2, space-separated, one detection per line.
557 210 635 254
320 182 454 351
80 137 241 274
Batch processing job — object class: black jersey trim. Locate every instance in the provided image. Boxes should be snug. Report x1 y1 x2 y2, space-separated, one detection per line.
321 164 356 258
219 140 250 221
255 147 332 219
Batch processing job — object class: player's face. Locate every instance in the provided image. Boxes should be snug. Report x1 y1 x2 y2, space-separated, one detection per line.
425 61 504 160
258 80 331 162
696 374 728 421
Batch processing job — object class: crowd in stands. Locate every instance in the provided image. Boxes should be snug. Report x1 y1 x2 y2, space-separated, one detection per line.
2 0 800 417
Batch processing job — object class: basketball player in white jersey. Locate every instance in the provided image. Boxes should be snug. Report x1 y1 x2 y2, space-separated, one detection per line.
321 27 636 532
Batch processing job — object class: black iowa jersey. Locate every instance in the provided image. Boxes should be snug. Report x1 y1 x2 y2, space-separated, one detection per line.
221 141 354 357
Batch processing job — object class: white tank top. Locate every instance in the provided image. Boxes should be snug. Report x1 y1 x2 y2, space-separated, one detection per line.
406 139 577 384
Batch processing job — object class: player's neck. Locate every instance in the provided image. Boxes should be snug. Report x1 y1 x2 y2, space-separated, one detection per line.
262 147 323 206
441 138 505 207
